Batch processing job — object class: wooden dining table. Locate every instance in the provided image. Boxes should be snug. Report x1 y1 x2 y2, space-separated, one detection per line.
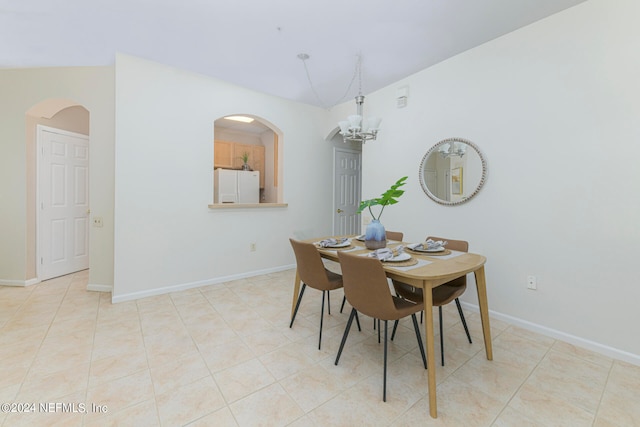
290 235 493 418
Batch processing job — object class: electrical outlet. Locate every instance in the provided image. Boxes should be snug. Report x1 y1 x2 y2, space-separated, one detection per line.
250 243 256 252
93 216 103 228
527 275 537 290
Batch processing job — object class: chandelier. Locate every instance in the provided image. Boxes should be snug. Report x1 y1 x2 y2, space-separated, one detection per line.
438 141 467 158
337 57 381 143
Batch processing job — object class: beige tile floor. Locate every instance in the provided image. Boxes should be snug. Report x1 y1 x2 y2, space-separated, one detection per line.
1 269 639 426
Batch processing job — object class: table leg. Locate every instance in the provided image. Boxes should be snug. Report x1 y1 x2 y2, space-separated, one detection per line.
423 283 437 418
291 269 301 320
474 266 493 360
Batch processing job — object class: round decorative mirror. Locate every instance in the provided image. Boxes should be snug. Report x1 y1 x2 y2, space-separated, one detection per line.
419 137 487 206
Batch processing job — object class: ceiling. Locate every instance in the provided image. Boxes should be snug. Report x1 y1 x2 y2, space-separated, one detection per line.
1 0 586 109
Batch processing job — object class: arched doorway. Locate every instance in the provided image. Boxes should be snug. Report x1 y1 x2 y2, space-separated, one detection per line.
26 99 90 281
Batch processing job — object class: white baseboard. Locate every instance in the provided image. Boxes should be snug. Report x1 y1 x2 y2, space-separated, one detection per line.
0 278 40 287
460 301 640 367
87 283 113 293
111 264 296 304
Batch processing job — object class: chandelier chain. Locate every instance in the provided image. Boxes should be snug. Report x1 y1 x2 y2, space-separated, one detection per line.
299 54 360 109
357 55 363 95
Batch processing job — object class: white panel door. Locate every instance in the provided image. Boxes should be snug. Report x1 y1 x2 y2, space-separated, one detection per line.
333 148 361 236
38 127 90 280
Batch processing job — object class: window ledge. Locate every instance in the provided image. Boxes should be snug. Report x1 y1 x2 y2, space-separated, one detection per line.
208 203 288 210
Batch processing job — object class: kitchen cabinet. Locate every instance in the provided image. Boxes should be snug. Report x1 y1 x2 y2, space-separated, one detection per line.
214 141 265 188
213 140 234 169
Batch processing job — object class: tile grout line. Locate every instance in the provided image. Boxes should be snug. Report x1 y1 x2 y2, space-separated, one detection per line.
135 293 163 426
10 275 73 401
79 275 102 427
590 359 616 427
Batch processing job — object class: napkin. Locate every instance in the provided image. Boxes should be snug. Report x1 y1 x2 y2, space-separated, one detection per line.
317 237 348 248
368 245 405 261
408 239 447 251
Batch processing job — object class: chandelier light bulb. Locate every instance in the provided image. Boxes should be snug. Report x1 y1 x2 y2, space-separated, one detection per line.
348 115 362 130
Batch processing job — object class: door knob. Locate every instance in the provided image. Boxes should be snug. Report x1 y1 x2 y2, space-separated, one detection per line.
336 209 344 213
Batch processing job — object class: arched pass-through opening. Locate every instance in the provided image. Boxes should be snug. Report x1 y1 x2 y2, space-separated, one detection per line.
213 114 283 204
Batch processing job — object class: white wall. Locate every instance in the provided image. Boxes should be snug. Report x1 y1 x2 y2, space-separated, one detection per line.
113 54 332 300
328 0 640 359
0 66 115 289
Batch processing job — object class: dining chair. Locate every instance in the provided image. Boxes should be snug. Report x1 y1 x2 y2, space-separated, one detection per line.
373 230 403 338
385 230 403 242
289 238 348 350
340 230 404 319
335 251 426 402
391 236 472 366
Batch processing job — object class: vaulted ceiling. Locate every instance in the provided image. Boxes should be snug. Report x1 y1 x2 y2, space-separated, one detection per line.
1 0 586 107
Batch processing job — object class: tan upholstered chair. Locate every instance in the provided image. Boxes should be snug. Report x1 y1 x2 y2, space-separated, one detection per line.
374 230 403 337
391 236 472 366
340 230 404 317
385 230 403 242
335 251 426 402
289 238 345 350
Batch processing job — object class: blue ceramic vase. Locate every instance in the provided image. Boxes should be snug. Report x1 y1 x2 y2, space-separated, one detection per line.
364 219 387 250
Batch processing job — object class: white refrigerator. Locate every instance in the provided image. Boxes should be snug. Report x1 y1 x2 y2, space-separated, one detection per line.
214 169 260 203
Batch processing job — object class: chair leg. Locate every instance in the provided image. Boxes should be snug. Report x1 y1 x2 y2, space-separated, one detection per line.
341 298 362 331
390 319 399 341
383 319 388 402
411 313 427 369
378 319 381 344
439 306 444 366
289 283 306 328
420 310 423 324
455 298 472 343
335 308 357 365
319 291 326 350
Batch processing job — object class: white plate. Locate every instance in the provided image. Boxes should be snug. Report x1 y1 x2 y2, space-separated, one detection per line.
384 253 411 262
409 245 445 253
355 235 365 241
323 240 351 248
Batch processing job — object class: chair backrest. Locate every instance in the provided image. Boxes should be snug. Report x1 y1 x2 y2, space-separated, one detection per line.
427 236 468 287
427 236 468 253
289 238 334 291
337 251 398 320
385 230 403 241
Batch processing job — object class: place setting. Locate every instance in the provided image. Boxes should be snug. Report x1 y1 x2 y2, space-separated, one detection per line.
365 245 418 267
406 239 452 256
314 237 355 251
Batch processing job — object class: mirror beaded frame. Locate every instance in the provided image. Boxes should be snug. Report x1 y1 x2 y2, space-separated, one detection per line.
419 137 487 206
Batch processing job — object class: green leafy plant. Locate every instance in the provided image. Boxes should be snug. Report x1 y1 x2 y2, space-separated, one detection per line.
357 176 408 221
240 151 250 164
